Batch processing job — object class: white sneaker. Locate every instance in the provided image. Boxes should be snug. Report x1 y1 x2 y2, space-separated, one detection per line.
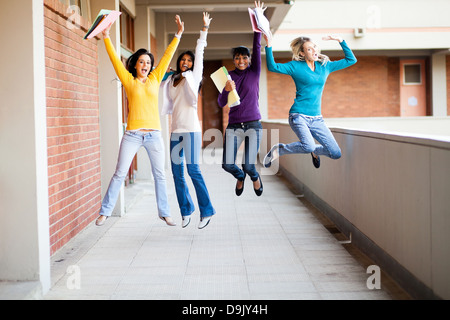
182 216 191 228
198 216 211 229
263 144 280 168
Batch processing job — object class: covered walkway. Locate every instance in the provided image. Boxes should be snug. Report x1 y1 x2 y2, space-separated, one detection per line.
44 149 409 300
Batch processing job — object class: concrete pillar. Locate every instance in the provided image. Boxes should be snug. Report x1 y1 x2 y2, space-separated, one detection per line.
134 5 151 51
431 53 448 117
259 56 269 121
156 12 172 170
0 0 50 295
90 0 125 216
134 5 154 180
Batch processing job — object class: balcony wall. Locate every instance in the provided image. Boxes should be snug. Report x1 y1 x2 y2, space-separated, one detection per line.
262 117 450 300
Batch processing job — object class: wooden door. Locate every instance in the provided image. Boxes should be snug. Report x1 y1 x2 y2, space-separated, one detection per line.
400 59 426 117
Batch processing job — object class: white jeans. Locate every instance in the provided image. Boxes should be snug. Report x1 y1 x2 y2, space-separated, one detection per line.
99 130 170 217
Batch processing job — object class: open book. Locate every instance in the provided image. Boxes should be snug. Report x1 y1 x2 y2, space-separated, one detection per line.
84 9 121 40
210 67 240 108
248 7 271 39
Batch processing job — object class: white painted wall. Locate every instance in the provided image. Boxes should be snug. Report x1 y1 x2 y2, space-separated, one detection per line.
281 0 450 30
120 0 136 17
0 0 50 294
431 54 448 117
134 5 154 180
274 0 450 52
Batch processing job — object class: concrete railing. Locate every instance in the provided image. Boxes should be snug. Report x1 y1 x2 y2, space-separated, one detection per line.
262 117 450 300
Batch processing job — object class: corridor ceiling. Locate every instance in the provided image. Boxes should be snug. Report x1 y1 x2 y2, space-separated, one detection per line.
135 0 294 60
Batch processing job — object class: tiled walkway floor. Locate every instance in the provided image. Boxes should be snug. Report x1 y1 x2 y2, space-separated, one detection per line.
44 150 409 300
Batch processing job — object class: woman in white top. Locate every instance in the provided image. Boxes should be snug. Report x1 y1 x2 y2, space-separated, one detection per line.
160 12 215 229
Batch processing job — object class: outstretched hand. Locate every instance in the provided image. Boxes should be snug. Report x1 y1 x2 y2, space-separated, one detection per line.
254 0 267 12
203 12 212 28
322 34 343 43
175 15 184 37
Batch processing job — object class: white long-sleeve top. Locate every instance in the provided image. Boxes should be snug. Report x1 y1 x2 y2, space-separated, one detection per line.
160 30 207 133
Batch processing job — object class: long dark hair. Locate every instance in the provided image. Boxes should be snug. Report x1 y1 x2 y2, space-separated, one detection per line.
126 48 154 78
175 50 195 74
174 50 203 92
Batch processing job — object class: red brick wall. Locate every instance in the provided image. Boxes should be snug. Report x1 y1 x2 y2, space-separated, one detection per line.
44 0 101 255
265 58 296 119
267 56 401 119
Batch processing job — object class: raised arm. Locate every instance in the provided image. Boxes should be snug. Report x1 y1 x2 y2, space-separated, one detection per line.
192 12 212 83
102 22 133 84
322 34 357 72
265 45 295 76
250 1 266 73
152 15 184 82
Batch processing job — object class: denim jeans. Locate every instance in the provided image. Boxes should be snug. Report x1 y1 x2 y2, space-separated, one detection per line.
99 130 170 217
222 120 262 182
170 132 215 218
279 113 341 159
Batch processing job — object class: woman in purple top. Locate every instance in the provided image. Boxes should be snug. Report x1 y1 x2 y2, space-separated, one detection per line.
218 1 265 197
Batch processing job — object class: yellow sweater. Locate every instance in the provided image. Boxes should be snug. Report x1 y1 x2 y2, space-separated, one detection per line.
104 37 180 131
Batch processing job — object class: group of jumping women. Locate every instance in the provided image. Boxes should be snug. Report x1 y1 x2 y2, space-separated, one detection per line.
94 1 357 229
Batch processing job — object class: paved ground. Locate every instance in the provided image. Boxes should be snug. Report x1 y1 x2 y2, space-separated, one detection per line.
44 150 410 300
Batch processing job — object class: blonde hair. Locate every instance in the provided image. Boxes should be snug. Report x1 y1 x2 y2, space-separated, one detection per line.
290 36 329 65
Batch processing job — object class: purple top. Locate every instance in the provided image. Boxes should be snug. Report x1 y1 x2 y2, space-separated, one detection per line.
218 32 262 124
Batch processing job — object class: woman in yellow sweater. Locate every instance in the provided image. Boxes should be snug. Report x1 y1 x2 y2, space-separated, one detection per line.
96 15 184 227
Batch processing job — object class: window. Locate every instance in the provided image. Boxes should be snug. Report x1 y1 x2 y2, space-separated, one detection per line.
120 6 135 52
404 64 422 85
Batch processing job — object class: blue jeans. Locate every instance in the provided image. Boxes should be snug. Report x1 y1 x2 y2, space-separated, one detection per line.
170 132 215 218
279 113 341 159
222 120 262 182
99 130 170 217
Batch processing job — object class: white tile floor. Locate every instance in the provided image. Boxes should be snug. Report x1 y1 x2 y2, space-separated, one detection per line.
44 151 408 300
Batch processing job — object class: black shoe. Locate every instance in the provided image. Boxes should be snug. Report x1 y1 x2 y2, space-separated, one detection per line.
235 173 246 196
253 175 263 196
311 153 320 168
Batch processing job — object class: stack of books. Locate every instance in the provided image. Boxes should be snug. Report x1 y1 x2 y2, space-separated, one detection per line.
248 6 271 39
84 9 121 40
210 67 241 108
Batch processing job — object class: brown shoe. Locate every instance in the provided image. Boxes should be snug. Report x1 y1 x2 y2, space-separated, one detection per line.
95 215 108 226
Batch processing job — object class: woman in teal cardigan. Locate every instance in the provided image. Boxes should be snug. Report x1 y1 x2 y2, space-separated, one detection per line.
263 34 357 169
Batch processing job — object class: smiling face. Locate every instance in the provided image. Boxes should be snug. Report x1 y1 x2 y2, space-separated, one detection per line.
233 54 250 71
300 41 320 62
179 54 193 72
135 54 151 79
